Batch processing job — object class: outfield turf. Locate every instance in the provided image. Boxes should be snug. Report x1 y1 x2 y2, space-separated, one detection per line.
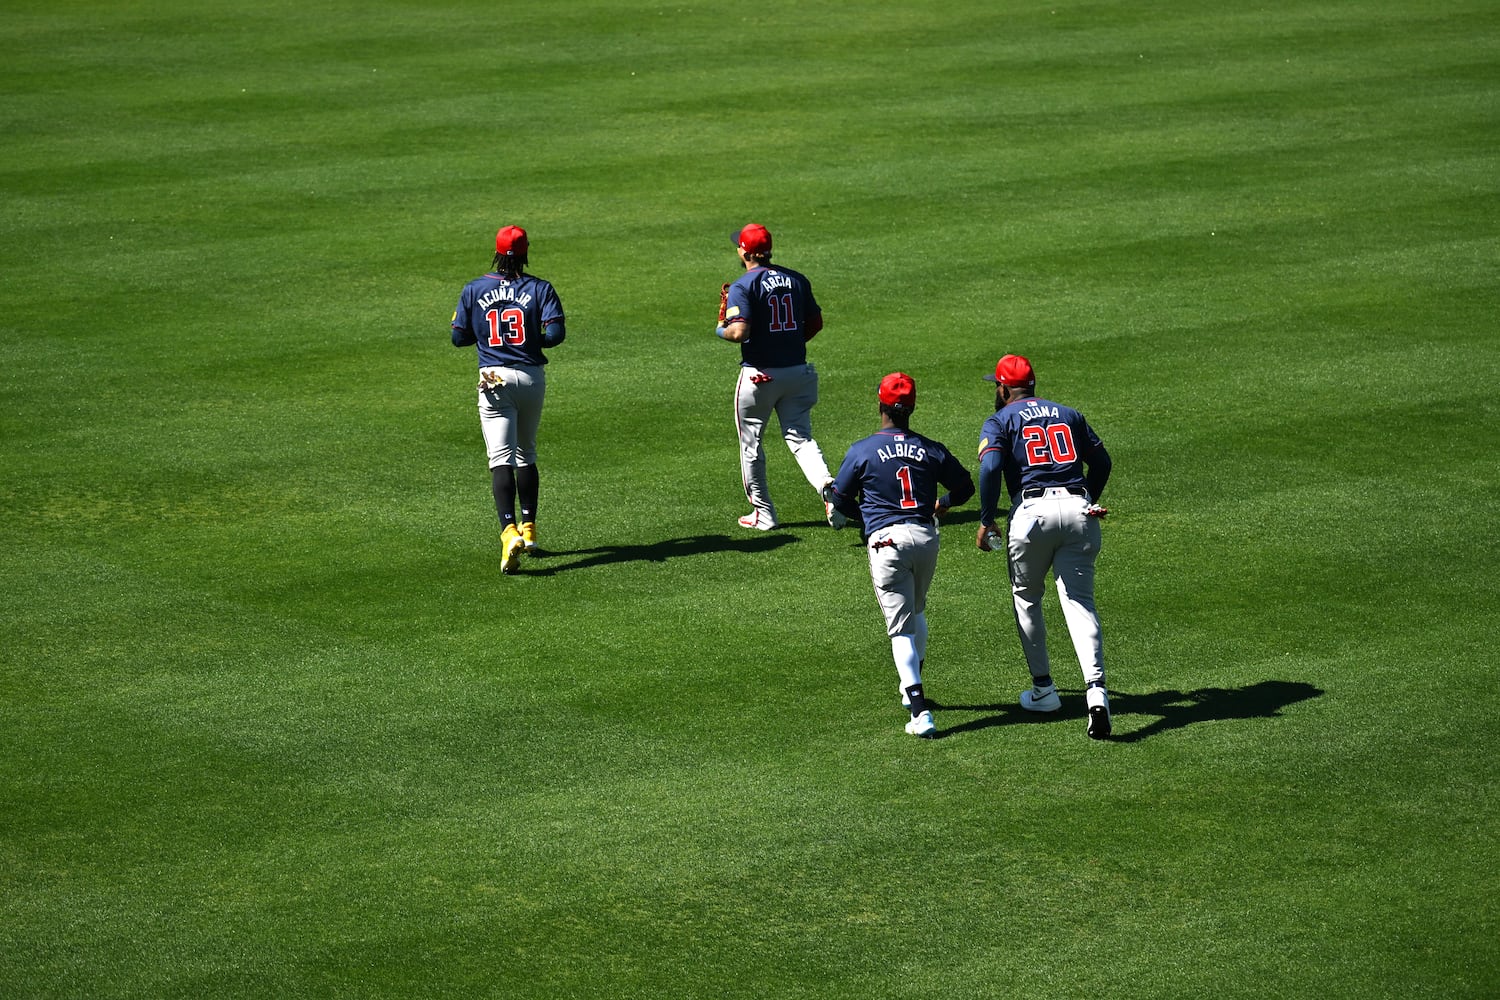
3 1 1498 997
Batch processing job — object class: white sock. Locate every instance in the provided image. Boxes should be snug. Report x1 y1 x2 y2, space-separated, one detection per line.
891 634 922 690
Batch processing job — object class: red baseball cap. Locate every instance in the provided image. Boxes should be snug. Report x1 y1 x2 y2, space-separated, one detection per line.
878 372 916 408
985 354 1035 387
732 223 773 254
495 225 529 256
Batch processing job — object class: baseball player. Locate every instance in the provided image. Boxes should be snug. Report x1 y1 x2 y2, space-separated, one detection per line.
825 373 975 738
714 223 833 530
450 225 567 575
975 354 1114 738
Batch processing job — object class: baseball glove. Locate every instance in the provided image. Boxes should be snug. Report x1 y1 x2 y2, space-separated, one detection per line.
717 283 730 324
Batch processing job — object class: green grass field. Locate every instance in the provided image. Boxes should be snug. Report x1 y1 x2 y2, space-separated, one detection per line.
3 1 1498 997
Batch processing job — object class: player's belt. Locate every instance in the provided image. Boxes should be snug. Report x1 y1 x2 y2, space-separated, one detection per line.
1020 486 1087 500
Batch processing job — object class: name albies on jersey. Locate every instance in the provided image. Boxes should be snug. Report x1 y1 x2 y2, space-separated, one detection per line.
978 397 1109 509
829 429 975 536
451 273 565 368
723 265 821 370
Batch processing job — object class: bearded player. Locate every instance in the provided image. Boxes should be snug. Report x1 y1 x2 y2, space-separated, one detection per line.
450 225 567 574
824 373 975 738
976 354 1114 738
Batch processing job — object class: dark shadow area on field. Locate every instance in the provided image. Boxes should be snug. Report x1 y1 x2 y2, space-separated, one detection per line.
1105 680 1324 744
518 533 798 574
928 680 1324 742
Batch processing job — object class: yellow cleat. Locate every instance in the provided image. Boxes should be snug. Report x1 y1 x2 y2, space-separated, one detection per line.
519 521 538 553
501 524 525 575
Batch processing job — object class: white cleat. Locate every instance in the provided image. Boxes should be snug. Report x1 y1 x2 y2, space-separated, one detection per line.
738 511 777 531
905 710 937 739
1020 684 1061 712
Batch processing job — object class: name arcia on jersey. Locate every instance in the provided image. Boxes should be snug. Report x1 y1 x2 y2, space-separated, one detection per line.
477 286 534 309
761 272 793 292
878 437 927 463
1017 403 1061 421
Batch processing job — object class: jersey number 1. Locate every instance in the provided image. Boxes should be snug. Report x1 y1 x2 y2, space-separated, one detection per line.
895 465 918 509
486 308 526 346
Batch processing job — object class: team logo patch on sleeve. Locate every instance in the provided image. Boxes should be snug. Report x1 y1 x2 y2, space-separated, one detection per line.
978 436 989 455
726 306 741 319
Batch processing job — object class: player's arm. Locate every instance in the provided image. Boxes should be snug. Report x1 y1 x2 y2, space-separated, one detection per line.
717 280 752 341
935 454 975 515
540 288 567 347
973 448 1008 549
802 309 824 342
826 455 861 519
976 448 1006 527
715 320 749 342
542 318 566 347
451 306 476 347
1086 443 1110 503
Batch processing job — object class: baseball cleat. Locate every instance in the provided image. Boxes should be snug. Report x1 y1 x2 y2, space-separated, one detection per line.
1087 705 1112 740
500 524 525 575
737 511 777 531
1020 684 1061 712
519 521 538 552
904 710 937 739
1086 687 1112 739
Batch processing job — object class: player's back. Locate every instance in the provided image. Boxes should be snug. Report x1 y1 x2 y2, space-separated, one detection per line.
727 265 818 370
843 428 959 534
455 272 562 368
983 396 1102 492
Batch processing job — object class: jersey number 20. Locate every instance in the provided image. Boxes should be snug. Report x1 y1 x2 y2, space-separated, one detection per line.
1021 423 1078 466
485 307 526 346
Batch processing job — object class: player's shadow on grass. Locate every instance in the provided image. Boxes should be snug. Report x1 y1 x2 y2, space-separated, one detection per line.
932 680 1323 742
523 533 798 574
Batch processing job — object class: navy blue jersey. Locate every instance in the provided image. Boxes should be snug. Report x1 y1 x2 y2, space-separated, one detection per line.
451 273 564 368
829 428 975 535
724 265 820 369
978 396 1109 505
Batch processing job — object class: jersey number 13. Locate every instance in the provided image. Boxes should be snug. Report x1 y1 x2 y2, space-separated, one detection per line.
486 308 526 346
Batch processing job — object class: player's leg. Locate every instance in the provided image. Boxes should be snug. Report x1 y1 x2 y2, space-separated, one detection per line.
1008 500 1062 711
905 525 940 719
480 385 518 525
490 465 517 524
734 368 777 528
1054 505 1109 737
774 363 833 494
869 527 935 737
511 367 545 552
479 383 525 573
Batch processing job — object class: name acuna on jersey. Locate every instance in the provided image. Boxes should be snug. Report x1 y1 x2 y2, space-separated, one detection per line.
477 286 535 309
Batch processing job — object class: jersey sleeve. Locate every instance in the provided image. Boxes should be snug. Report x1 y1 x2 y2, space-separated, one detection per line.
540 281 564 326
724 276 752 326
828 445 864 518
451 288 477 347
938 446 975 507
976 417 1007 525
